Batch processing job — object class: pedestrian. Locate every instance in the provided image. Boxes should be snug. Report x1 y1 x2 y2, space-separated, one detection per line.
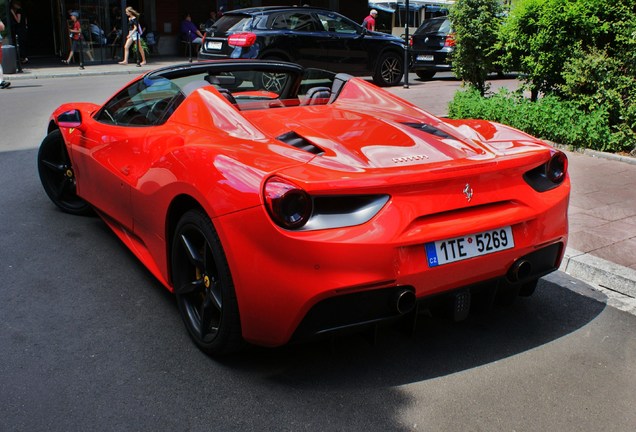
118 6 146 66
180 13 204 44
0 19 12 89
62 11 84 69
204 10 217 31
9 0 28 64
362 9 378 32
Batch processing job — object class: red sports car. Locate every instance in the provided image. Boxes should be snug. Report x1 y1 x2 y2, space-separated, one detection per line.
38 60 569 355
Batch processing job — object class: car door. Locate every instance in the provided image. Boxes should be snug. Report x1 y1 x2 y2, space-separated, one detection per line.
313 11 369 74
264 11 330 69
72 77 182 231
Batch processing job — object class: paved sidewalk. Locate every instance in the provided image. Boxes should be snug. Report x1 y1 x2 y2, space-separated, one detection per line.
6 56 636 296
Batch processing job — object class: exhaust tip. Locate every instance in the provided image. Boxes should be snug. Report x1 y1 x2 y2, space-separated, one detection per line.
509 259 532 282
394 289 416 315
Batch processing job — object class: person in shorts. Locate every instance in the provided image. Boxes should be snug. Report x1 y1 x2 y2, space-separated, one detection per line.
62 11 84 68
118 6 146 66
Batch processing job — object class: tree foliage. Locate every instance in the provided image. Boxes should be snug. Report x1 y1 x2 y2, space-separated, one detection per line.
449 0 636 153
449 0 503 96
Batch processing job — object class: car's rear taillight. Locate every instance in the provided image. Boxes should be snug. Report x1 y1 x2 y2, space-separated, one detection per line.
523 151 569 192
444 33 456 47
227 32 257 47
264 177 312 229
546 151 567 183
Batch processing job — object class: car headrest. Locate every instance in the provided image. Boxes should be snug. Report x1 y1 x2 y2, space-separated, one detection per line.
303 86 331 105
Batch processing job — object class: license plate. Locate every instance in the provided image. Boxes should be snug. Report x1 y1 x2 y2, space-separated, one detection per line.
417 55 434 61
206 41 223 50
425 226 515 267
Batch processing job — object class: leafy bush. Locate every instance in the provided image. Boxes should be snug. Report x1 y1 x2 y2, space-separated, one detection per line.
447 88 636 153
463 0 636 154
449 0 503 96
132 38 149 55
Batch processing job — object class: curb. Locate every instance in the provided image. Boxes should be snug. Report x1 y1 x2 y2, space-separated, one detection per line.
560 248 636 298
550 142 636 166
7 67 156 80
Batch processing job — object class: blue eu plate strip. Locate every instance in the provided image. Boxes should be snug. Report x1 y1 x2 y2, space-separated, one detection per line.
425 242 439 267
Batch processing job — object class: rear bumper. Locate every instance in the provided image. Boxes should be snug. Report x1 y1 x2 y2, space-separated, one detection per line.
198 52 230 61
292 241 563 341
213 183 569 347
410 48 452 71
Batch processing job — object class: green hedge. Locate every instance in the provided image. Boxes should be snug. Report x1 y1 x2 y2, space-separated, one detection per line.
447 88 635 152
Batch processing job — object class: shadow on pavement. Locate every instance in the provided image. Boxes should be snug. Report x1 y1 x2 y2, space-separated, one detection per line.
225 276 606 388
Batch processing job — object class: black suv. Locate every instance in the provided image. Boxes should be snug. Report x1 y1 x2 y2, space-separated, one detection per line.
410 16 454 80
199 6 406 86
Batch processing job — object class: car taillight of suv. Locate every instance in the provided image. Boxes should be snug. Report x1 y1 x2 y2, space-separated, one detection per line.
227 33 257 48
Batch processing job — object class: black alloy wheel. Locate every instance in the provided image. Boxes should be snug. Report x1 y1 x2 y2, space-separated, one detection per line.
172 209 242 355
373 52 404 87
260 72 288 93
37 129 92 215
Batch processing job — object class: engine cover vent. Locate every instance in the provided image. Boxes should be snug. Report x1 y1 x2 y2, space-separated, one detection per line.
277 131 325 155
403 122 455 140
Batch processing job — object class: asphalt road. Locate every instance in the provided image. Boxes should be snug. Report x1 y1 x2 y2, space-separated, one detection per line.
1 74 635 431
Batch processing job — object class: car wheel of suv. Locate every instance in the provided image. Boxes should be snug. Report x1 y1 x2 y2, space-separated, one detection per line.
260 72 288 93
416 70 436 80
373 52 403 87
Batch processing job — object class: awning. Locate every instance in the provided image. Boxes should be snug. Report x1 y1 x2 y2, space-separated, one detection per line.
369 1 454 13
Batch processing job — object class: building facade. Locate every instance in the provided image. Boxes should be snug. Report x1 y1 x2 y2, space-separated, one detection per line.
0 0 369 61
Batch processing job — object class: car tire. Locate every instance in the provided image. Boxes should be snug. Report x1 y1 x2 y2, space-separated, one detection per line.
37 129 92 215
415 70 436 80
373 51 403 87
171 209 243 356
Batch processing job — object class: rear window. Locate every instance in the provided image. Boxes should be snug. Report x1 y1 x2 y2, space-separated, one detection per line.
213 14 253 33
415 18 451 35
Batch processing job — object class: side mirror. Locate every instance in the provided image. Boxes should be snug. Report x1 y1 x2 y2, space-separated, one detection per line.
57 109 83 129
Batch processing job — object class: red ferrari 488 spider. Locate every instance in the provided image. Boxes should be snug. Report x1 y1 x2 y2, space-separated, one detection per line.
38 60 569 355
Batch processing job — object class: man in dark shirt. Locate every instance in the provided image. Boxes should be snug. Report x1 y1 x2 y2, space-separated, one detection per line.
180 13 204 43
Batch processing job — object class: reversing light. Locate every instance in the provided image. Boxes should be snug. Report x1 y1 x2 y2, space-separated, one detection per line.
264 177 312 229
546 151 567 183
227 32 257 48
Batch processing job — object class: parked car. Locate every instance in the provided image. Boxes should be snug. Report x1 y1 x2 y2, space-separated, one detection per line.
38 60 569 356
198 6 406 86
410 16 454 80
